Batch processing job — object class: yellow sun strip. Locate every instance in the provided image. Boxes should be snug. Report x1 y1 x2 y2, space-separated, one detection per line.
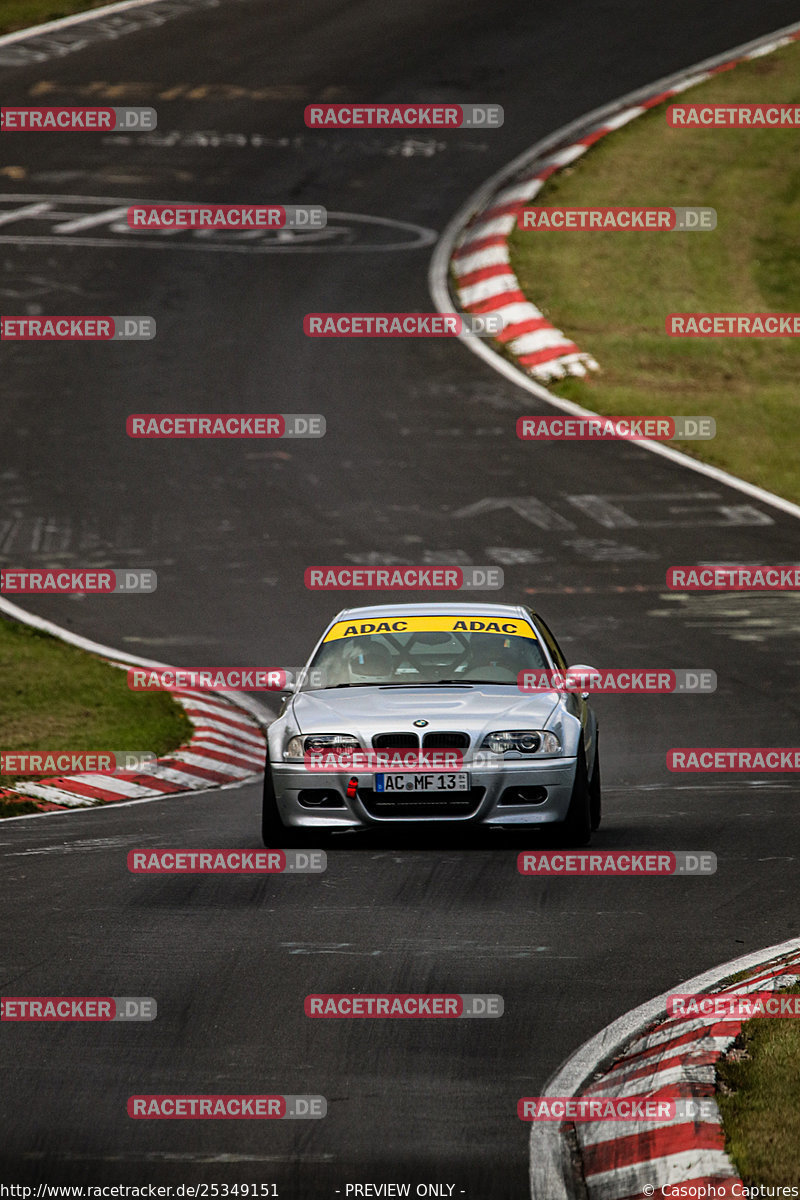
323 615 537 642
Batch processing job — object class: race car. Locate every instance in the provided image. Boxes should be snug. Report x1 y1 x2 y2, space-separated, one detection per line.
262 602 600 846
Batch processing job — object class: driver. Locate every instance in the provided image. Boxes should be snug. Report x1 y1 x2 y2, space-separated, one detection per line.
345 641 395 684
462 633 519 681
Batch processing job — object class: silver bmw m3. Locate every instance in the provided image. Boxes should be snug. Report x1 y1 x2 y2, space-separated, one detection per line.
262 602 600 846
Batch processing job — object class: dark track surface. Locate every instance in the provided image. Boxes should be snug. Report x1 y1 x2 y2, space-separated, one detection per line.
2 1 800 1195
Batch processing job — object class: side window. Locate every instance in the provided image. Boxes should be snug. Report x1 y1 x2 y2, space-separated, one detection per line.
529 611 569 670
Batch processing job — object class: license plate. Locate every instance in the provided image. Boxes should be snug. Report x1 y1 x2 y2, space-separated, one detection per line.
375 772 470 793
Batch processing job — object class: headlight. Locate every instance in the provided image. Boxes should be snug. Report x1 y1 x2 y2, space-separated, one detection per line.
283 733 361 761
481 730 561 755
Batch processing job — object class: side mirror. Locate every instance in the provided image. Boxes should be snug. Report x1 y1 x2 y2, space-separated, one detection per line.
564 664 598 701
277 684 295 717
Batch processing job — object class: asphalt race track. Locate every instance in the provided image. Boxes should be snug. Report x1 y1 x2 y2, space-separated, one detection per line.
2 1 800 1196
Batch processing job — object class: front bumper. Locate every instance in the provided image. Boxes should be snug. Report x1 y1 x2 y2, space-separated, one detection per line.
270 757 578 828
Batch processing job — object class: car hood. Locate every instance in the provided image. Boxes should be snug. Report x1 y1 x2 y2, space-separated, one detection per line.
289 685 560 743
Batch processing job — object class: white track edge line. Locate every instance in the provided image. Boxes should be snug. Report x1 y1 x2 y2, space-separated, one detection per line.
0 775 251 820
527 935 800 1199
0 0 210 50
0 597 275 821
435 20 800 1198
428 20 800 525
0 596 276 728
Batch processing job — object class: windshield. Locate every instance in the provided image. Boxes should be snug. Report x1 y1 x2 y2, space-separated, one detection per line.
299 617 549 690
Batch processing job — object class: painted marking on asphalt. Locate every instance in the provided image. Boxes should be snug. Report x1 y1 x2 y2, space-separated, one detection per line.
282 943 383 957
421 549 473 564
565 495 639 528
524 584 666 594
27 80 342 101
453 496 576 530
563 538 655 562
0 195 436 253
0 201 52 226
344 552 407 565
485 547 552 565
1 835 142 856
648 593 800 641
105 130 461 157
105 130 298 149
52 205 132 234
0 0 224 69
451 492 772 533
19 1152 336 1163
0 271 92 298
565 492 775 529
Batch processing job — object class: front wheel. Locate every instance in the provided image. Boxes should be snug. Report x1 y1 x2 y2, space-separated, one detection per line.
589 732 602 832
558 736 592 847
262 750 331 848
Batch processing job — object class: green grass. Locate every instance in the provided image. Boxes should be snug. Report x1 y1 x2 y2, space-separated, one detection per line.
0 615 193 806
0 0 112 34
507 38 800 503
717 983 800 1184
0 795 40 817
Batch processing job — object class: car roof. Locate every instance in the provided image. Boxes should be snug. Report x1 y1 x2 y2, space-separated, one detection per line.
333 602 535 621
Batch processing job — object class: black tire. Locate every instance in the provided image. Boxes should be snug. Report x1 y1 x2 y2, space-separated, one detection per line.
262 749 331 848
559 736 592 847
261 750 285 847
589 732 602 832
